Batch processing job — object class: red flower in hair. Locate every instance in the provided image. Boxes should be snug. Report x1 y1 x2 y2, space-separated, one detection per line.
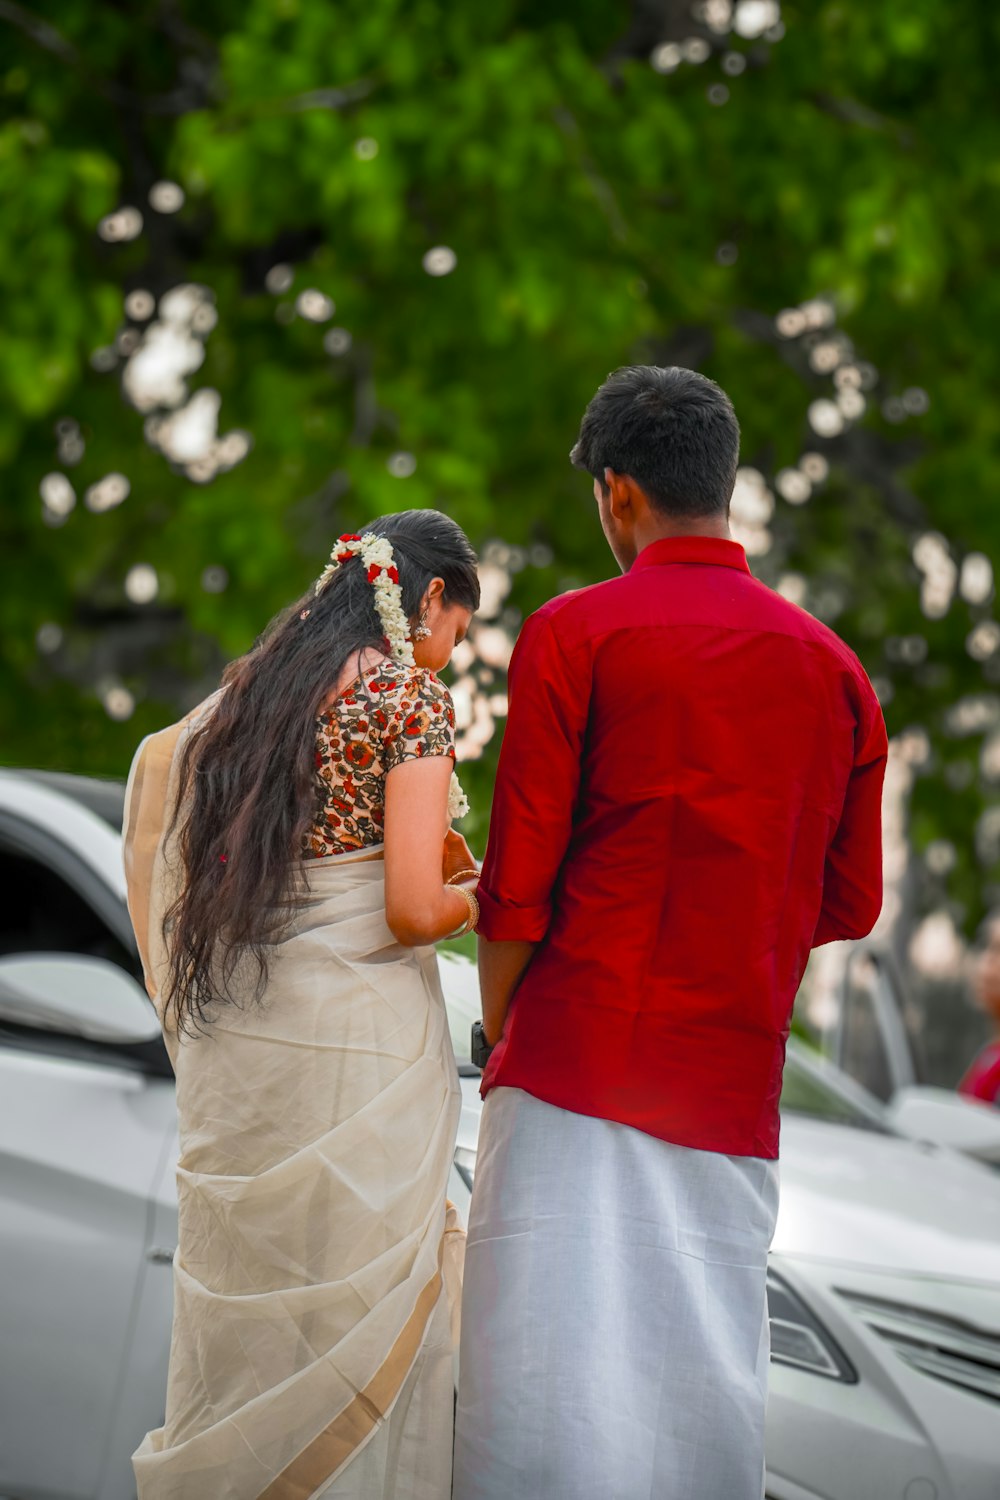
334 534 362 564
363 561 400 585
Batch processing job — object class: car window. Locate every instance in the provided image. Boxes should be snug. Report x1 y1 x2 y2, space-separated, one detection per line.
0 839 170 1076
0 845 137 975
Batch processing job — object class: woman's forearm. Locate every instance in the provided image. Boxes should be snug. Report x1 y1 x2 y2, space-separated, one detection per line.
388 881 478 947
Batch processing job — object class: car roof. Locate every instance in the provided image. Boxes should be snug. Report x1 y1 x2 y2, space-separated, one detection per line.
2 769 126 834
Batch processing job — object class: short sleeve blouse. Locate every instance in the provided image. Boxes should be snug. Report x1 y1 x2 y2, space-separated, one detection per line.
302 659 456 859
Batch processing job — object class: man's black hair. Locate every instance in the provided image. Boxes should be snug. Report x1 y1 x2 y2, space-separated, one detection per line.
570 365 740 518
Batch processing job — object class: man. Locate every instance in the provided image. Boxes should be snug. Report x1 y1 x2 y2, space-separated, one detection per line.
453 366 887 1500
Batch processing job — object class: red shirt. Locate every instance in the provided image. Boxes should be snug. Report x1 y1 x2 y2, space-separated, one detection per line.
477 535 887 1158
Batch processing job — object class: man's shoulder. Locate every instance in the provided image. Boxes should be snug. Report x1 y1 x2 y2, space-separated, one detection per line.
523 575 624 636
746 578 879 707
521 572 876 702
764 582 867 668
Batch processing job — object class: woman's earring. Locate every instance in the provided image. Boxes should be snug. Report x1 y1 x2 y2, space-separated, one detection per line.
414 608 432 641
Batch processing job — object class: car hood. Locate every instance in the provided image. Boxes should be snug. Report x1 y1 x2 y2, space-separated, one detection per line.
458 1083 1000 1286
774 1113 1000 1284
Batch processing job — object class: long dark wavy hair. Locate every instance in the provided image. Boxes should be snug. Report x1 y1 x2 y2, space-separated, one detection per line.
164 508 480 1035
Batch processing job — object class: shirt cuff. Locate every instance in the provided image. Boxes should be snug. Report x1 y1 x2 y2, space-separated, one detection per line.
476 885 551 943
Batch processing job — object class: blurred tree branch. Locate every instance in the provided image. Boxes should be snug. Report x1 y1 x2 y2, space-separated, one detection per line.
0 0 209 113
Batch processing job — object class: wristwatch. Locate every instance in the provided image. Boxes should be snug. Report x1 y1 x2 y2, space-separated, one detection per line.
470 1020 494 1071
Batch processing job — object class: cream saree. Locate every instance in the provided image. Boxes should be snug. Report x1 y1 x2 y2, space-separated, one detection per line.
122 700 465 1499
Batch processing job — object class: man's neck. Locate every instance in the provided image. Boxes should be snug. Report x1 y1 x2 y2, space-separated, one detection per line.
632 514 732 555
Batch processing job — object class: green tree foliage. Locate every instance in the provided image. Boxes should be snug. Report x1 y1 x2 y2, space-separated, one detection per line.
2 0 998 928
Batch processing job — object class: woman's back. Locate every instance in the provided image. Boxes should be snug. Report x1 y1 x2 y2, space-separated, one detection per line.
305 655 456 859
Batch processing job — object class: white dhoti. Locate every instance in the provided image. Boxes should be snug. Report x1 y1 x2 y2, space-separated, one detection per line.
454 1087 779 1500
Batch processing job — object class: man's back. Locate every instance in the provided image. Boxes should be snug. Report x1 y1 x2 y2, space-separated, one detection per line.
477 535 887 1157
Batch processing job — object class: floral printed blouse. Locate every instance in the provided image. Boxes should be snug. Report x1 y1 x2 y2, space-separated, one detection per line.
302 658 457 858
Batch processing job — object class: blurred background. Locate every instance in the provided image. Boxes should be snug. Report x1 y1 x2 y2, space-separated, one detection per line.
3 0 999 1094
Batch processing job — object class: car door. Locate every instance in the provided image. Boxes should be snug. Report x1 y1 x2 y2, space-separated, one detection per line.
0 810 175 1500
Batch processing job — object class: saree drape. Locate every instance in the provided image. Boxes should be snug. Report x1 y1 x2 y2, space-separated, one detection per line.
122 704 464 1499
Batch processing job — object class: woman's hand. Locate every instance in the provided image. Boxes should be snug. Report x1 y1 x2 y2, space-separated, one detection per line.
443 827 479 886
384 761 479 946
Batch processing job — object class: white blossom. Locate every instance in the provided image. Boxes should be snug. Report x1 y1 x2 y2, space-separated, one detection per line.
448 772 470 822
314 533 415 664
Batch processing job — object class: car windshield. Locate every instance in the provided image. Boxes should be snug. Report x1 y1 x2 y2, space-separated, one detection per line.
441 957 889 1130
780 1045 889 1131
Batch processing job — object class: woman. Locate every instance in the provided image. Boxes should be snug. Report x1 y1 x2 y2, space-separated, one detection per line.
959 911 1000 1105
122 509 481 1499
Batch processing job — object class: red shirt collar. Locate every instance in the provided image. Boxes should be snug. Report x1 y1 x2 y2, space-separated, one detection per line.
630 535 751 574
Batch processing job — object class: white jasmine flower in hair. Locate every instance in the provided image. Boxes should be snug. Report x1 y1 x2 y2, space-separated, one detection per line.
313 531 415 666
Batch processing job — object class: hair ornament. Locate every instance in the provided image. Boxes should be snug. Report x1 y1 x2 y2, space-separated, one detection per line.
314 531 416 668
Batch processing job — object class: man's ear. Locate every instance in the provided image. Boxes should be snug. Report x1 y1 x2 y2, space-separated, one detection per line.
605 469 634 522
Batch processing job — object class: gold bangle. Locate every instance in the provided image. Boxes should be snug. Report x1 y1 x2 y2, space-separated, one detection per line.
446 867 480 886
446 884 479 938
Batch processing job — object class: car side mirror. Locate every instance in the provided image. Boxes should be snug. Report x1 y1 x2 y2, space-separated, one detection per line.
0 953 161 1046
886 1085 1000 1166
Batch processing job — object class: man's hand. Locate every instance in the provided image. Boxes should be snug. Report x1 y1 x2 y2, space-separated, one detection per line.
478 934 536 1046
443 827 479 886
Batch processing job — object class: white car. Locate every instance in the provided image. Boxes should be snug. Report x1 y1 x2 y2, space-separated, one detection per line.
1 769 999 1500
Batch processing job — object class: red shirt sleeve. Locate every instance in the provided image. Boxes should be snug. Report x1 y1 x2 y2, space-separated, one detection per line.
476 606 592 943
812 669 888 947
